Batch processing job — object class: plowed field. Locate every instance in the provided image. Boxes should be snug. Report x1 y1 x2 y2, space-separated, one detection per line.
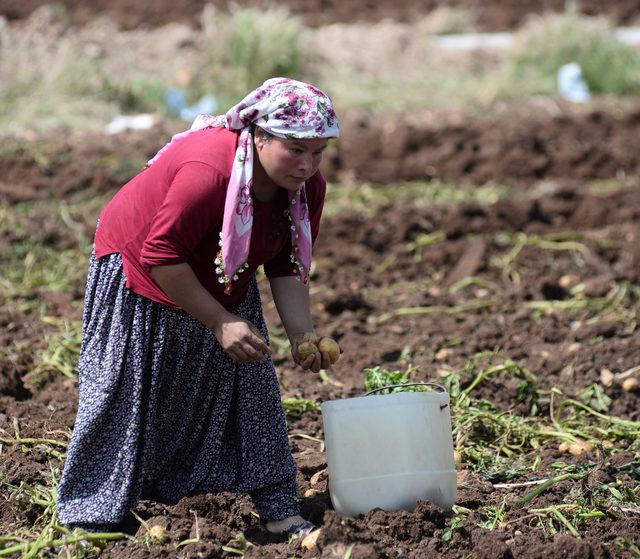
1 109 639 555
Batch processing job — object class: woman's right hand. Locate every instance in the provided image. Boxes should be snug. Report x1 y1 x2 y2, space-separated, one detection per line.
213 313 272 363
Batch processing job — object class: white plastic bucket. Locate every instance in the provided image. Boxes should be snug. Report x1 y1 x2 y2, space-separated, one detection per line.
321 384 456 517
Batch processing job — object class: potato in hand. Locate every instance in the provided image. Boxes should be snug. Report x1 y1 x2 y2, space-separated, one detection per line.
293 333 341 370
297 341 319 360
318 337 341 364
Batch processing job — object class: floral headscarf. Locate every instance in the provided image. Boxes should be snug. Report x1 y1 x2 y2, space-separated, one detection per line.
148 77 339 293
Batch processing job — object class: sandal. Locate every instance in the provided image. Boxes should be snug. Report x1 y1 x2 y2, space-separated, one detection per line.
262 519 317 541
282 520 316 539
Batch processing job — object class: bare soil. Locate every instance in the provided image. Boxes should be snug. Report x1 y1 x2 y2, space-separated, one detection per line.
2 0 640 30
4 102 640 206
334 103 640 186
1 113 639 555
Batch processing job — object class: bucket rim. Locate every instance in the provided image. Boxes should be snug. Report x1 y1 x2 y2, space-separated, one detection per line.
365 382 446 396
320 389 450 412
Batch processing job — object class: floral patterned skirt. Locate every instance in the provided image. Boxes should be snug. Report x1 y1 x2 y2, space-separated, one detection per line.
57 252 298 526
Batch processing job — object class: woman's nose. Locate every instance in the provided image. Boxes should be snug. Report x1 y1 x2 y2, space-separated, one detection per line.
298 154 313 173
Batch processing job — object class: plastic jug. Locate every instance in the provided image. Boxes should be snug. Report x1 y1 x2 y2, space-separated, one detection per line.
321 383 456 517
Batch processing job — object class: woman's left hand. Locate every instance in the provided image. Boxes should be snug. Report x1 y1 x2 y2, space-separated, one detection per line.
291 333 332 373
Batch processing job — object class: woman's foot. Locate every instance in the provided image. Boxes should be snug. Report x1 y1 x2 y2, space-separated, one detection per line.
264 515 316 538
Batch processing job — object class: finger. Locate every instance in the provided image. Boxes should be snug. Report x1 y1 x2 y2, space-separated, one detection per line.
320 352 332 370
226 349 241 363
248 323 264 338
301 354 315 370
291 347 302 365
242 343 267 363
248 332 272 356
311 353 321 374
247 323 270 345
231 346 251 363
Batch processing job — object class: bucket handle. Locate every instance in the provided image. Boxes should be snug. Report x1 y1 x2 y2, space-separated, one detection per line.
365 382 449 410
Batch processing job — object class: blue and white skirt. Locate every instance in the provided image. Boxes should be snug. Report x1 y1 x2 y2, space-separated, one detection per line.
57 252 298 526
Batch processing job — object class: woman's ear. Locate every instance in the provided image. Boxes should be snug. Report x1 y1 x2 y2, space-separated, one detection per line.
254 133 265 152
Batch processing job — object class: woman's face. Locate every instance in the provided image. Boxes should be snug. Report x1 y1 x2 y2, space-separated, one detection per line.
254 133 329 191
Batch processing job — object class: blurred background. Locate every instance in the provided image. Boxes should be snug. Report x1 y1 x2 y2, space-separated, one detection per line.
3 0 640 189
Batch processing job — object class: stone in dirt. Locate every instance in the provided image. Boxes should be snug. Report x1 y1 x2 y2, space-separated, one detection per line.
445 238 486 286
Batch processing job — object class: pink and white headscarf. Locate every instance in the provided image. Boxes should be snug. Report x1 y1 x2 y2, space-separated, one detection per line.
148 77 339 293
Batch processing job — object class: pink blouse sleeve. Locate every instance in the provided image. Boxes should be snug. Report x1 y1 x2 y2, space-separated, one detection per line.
140 162 226 270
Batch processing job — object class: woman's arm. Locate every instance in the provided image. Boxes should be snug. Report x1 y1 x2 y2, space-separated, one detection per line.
269 275 331 372
151 262 271 363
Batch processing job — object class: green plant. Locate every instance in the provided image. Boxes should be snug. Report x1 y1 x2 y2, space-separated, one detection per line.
478 503 506 530
0 467 125 557
0 9 117 132
407 231 447 262
440 352 640 473
24 320 83 389
363 364 421 394
222 532 254 555
100 75 167 114
442 515 464 541
323 181 512 218
578 383 612 413
0 418 69 461
196 6 303 107
281 398 320 419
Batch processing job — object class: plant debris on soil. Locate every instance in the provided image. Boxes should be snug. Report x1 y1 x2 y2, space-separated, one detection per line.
2 152 639 556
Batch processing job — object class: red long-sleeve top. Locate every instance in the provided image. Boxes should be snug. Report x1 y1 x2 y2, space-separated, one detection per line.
94 127 326 310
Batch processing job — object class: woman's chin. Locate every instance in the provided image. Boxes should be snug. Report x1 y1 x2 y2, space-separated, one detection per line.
278 179 305 190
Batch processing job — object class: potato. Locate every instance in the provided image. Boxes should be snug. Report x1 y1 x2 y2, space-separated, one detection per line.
622 377 639 392
600 368 614 387
559 274 579 288
318 337 341 364
301 529 321 553
435 348 453 362
148 524 168 544
568 441 593 456
297 341 319 360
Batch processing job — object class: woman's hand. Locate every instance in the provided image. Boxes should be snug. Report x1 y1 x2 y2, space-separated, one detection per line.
291 332 332 373
213 313 272 363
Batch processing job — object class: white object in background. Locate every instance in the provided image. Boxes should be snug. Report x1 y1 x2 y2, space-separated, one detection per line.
321 389 457 517
179 94 218 122
164 88 218 122
105 114 157 134
557 62 591 103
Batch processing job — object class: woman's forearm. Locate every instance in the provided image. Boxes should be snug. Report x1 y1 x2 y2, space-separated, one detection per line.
269 275 315 342
150 262 230 330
